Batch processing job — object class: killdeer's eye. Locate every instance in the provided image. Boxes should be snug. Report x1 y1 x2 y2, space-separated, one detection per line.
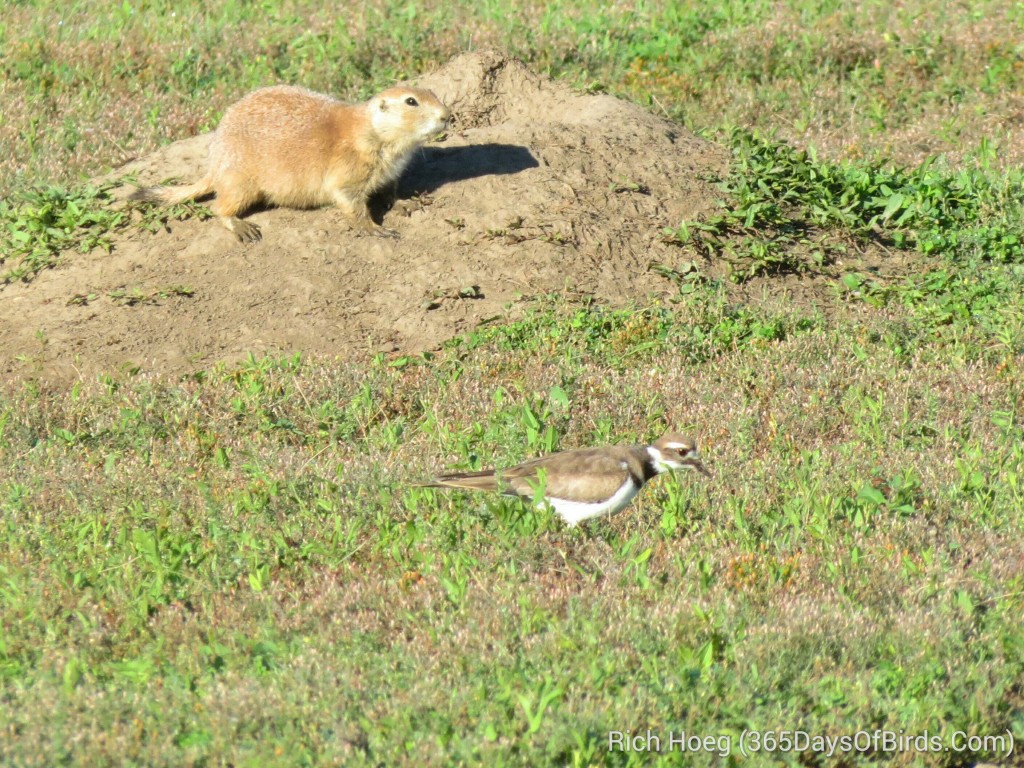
405 96 419 107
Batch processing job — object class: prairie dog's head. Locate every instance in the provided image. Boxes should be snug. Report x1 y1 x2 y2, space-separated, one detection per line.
370 87 451 145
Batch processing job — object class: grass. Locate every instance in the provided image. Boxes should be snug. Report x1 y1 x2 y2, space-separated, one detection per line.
0 182 126 283
2 0 1024 766
4 1 1024 194
2 294 1023 766
666 129 1024 280
0 180 209 283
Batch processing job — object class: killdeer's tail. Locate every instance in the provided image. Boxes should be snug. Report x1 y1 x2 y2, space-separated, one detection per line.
128 174 216 206
419 470 503 493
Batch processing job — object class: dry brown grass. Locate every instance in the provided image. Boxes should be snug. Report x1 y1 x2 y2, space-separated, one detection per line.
4 1 1024 196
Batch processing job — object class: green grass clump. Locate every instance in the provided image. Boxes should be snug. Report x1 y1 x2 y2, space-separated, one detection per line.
0 182 128 283
668 129 1024 280
451 296 805 369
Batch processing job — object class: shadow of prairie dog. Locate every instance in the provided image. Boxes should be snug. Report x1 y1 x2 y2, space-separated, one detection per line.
130 85 451 242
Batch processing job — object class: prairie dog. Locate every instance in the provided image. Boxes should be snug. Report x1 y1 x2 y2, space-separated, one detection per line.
130 85 451 242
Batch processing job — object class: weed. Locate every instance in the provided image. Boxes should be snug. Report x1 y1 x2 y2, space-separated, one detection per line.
668 129 1024 282
0 182 128 283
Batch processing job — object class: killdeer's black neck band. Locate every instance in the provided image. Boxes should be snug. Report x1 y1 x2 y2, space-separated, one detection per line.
640 457 659 483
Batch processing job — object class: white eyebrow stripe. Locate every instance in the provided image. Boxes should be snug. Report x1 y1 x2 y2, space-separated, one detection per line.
664 442 691 450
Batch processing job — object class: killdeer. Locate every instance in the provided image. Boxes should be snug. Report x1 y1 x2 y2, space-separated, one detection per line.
423 432 710 526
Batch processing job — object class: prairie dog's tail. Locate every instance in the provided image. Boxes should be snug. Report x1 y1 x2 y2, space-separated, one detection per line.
128 175 215 206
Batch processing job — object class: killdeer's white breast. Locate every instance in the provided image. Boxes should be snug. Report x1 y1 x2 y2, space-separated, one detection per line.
543 473 641 526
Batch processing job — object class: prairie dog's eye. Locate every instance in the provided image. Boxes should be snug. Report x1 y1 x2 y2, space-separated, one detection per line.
405 96 419 107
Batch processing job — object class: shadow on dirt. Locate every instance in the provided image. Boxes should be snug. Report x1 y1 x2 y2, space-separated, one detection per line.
401 144 538 195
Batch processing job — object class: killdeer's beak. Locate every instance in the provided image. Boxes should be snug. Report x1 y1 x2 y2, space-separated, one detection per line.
689 458 712 478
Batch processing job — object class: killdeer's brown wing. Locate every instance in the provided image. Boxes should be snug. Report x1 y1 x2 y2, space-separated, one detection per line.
500 446 642 504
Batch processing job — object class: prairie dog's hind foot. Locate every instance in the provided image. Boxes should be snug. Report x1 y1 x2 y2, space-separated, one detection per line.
351 217 399 239
224 217 262 243
371 225 400 239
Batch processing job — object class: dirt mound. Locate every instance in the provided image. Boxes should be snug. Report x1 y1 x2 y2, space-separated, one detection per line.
2 51 728 383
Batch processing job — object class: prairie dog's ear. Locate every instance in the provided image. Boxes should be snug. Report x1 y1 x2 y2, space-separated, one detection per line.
378 99 388 112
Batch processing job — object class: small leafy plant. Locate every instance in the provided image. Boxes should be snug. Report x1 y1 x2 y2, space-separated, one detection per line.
0 182 128 283
667 129 1024 281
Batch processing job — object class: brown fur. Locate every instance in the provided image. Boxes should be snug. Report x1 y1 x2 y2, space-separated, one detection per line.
130 85 451 242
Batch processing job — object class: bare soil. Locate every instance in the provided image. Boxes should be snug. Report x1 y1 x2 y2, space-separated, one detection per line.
3 52 731 383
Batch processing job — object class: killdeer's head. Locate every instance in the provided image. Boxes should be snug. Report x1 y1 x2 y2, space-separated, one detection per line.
647 432 711 477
